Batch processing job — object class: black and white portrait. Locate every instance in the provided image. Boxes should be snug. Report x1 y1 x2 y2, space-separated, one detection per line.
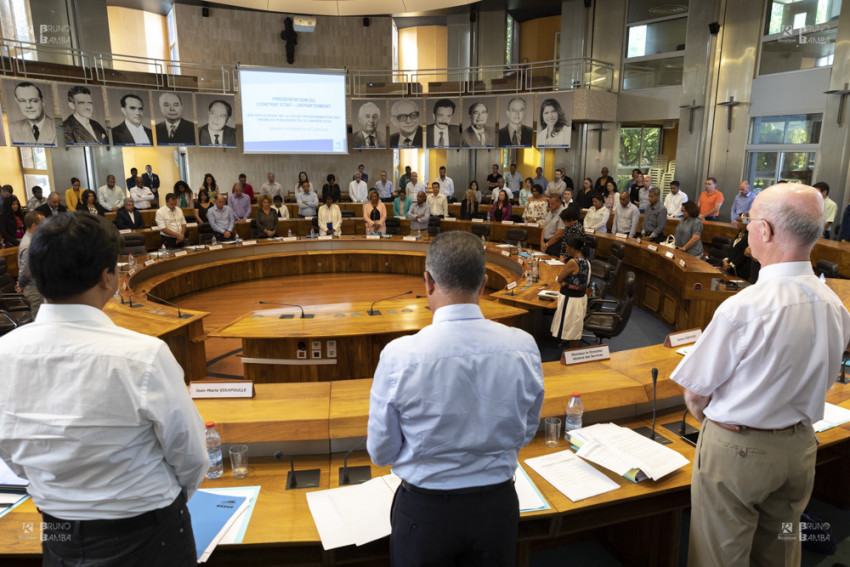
425 98 461 149
58 83 108 146
535 92 573 149
3 79 57 147
153 91 197 146
196 94 237 148
107 88 153 146
388 98 424 149
350 99 386 149
498 95 533 148
460 96 498 148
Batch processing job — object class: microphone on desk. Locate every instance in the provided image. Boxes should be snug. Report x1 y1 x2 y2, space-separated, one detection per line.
338 437 371 486
259 300 314 319
124 291 143 309
368 290 412 316
146 292 193 319
650 368 658 440
661 407 700 442
276 450 320 490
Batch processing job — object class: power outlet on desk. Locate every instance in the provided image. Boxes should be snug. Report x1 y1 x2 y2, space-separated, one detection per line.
327 340 337 359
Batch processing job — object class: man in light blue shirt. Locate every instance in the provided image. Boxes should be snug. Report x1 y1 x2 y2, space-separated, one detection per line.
729 180 755 222
374 170 394 202
533 167 548 191
207 194 235 240
295 181 319 217
407 191 431 231
228 183 251 220
368 230 544 567
503 163 522 195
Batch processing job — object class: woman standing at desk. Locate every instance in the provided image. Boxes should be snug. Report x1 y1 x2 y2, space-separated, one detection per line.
459 188 479 220
255 194 280 238
393 188 412 217
363 191 387 234
676 201 704 257
318 194 342 236
551 235 590 348
490 190 512 222
519 177 533 207
523 184 548 224
76 190 108 216
195 189 213 223
173 180 194 208
199 173 219 202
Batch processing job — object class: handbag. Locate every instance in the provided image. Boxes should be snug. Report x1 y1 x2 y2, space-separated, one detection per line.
660 235 676 249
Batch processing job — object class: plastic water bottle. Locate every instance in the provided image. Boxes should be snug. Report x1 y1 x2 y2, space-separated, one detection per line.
205 421 223 479
532 259 540 282
160 243 166 256
288 227 292 238
417 229 422 239
127 253 135 271
310 227 316 239
565 392 583 437
211 235 217 247
481 234 487 248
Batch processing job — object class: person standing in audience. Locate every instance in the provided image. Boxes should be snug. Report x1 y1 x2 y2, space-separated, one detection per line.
559 206 584 257
523 184 548 224
155 193 188 249
172 181 193 209
469 180 482 203
399 166 412 193
322 174 341 203
624 168 642 195
671 184 850 567
208 194 235 241
603 180 618 211
405 171 426 201
126 168 138 192
375 170 394 203
427 182 448 218
1 195 25 247
490 189 512 222
295 172 313 200
142 165 160 207
36 192 67 218
547 168 566 197
393 188 412 218
354 164 369 184
229 183 251 221
255 195 280 238
237 174 254 203
194 189 212 224
261 172 283 201
459 188 479 220
318 193 342 236
611 191 639 238
130 176 154 210
296 181 319 217
364 191 387 234
0 212 207 566
491 178 512 202
575 177 596 209
436 166 455 202
664 180 687 218
15 210 43 317
722 214 756 282
540 193 566 256
519 177 533 207
533 167 548 192
594 166 614 193
116 198 146 231
98 175 125 212
729 180 754 222
641 187 667 242
551 235 591 348
637 179 651 214
367 230 543 567
407 191 431 232
698 177 724 221
348 172 369 204
676 201 704 257
629 173 644 207
64 178 83 211
76 190 108 216
815 181 836 239
199 173 219 202
503 164 522 196
27 185 47 211
486 163 502 194
272 195 290 219
584 194 610 233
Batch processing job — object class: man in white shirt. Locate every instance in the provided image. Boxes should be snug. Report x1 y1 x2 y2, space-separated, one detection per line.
0 212 207 566
548 169 566 197
671 183 850 567
611 191 639 237
405 171 426 201
503 163 522 195
348 172 369 204
155 192 188 249
436 166 455 202
427 182 448 217
97 175 125 212
491 178 513 201
663 180 688 218
815 181 837 239
375 170 394 202
129 176 154 209
26 185 47 211
261 172 283 201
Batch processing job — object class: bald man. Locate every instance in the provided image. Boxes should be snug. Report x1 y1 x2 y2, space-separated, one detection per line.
352 101 385 148
671 184 850 567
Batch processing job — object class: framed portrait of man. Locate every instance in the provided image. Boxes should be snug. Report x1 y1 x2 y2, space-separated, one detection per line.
498 95 533 148
350 99 386 149
153 91 197 146
107 88 153 146
58 83 108 146
425 97 461 149
534 92 573 149
195 93 237 148
388 98 424 149
460 96 498 149
3 79 57 147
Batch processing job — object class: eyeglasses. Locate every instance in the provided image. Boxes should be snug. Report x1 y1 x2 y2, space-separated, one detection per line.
740 213 774 236
394 112 419 122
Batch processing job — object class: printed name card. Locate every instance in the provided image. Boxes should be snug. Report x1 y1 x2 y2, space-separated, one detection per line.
174 251 188 257
615 233 628 239
144 259 155 267
119 229 132 234
318 236 332 241
678 259 686 268
585 229 595 234
501 250 510 257
471 218 484 223
502 220 514 225
243 240 257 245
304 216 314 220
506 281 517 290
403 236 418 241
561 344 611 365
442 217 456 222
282 236 297 242
664 328 703 348
664 251 674 259
366 235 380 240
190 380 255 399
186 222 198 228
209 245 223 250
647 244 658 252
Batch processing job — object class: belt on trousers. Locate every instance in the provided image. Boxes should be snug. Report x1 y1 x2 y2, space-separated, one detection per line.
709 419 799 434
40 491 186 537
401 478 513 496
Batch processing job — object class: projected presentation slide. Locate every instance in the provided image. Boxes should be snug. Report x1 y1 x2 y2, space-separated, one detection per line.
239 67 348 154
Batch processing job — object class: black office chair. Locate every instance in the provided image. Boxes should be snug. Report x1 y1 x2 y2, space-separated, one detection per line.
198 222 214 245
470 223 491 240
120 233 147 255
505 228 528 246
605 255 623 291
341 210 356 218
473 211 489 221
587 259 611 299
815 260 839 279
427 217 441 237
250 219 260 238
584 234 598 262
705 236 732 267
609 240 625 260
385 217 401 235
0 310 18 337
584 271 636 344
509 214 523 223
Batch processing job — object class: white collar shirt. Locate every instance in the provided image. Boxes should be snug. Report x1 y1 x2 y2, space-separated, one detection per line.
426 193 448 217
98 184 126 211
261 182 283 199
583 205 610 232
155 205 187 236
436 176 454 199
348 180 368 203
664 190 687 218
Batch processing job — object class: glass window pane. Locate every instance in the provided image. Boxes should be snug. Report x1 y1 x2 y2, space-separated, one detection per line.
32 147 48 170
640 128 661 168
628 0 689 23
746 152 779 190
626 18 687 58
760 28 837 75
619 127 643 168
765 0 842 35
623 57 684 89
749 114 822 144
780 151 815 184
19 147 34 169
785 115 821 143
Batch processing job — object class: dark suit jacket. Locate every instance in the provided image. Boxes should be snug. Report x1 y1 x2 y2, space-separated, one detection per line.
389 130 423 148
111 122 153 145
498 125 533 147
198 125 236 146
63 114 108 145
352 130 386 148
35 203 67 217
459 200 479 220
115 208 146 230
155 119 196 145
462 126 496 147
425 124 460 148
142 173 160 190
726 231 753 281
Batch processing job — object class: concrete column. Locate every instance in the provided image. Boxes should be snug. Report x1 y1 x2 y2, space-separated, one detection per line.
818 8 850 214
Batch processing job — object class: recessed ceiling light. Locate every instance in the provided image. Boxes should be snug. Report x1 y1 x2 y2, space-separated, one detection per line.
648 5 688 16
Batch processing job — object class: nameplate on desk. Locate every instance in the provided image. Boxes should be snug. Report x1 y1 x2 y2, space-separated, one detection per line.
174 250 188 257
186 222 198 228
366 234 380 240
144 259 155 267
189 380 254 399
119 229 132 234
502 220 514 225
403 236 418 241
636 237 642 245
664 328 702 348
471 218 484 223
501 250 510 257
561 344 610 365
664 251 674 259
647 244 658 252
442 217 456 222
678 259 686 268
304 216 314 220
506 281 517 291
243 240 257 245
585 229 595 234
615 233 628 239
282 236 297 242
318 236 332 241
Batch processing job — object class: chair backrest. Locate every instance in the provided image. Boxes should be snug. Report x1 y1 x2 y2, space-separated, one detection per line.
610 272 637 333
0 256 7 275
470 223 491 238
428 216 441 227
341 210 356 218
505 228 528 245
815 260 839 279
0 294 30 312
385 217 401 235
0 310 18 337
588 259 611 298
0 273 15 294
427 224 440 237
509 214 523 223
606 255 622 288
609 241 625 260
584 234 598 251
120 234 147 255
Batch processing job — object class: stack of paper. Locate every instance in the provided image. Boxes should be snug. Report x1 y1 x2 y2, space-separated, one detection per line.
0 457 30 520
544 259 565 266
570 423 689 482
524 451 620 502
199 486 261 544
814 403 850 432
188 490 250 563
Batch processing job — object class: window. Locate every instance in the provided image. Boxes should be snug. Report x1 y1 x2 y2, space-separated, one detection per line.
167 8 180 73
759 0 842 75
505 14 517 66
20 147 51 202
745 113 821 189
623 0 688 90
618 126 661 187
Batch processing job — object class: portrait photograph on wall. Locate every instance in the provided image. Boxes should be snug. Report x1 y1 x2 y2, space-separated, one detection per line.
350 99 387 149
535 92 573 149
152 91 197 146
388 98 424 149
498 94 533 148
459 96 498 148
106 88 153 146
424 97 461 149
195 93 237 148
58 83 108 146
3 79 57 147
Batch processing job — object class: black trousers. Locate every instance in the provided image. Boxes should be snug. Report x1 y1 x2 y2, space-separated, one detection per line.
212 230 235 241
160 235 186 249
390 480 518 567
41 493 196 567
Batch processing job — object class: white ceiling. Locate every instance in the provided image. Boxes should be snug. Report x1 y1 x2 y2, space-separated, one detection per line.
205 0 480 16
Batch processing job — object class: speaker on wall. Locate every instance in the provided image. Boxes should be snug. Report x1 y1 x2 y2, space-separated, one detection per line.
363 17 370 27
708 22 720 35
